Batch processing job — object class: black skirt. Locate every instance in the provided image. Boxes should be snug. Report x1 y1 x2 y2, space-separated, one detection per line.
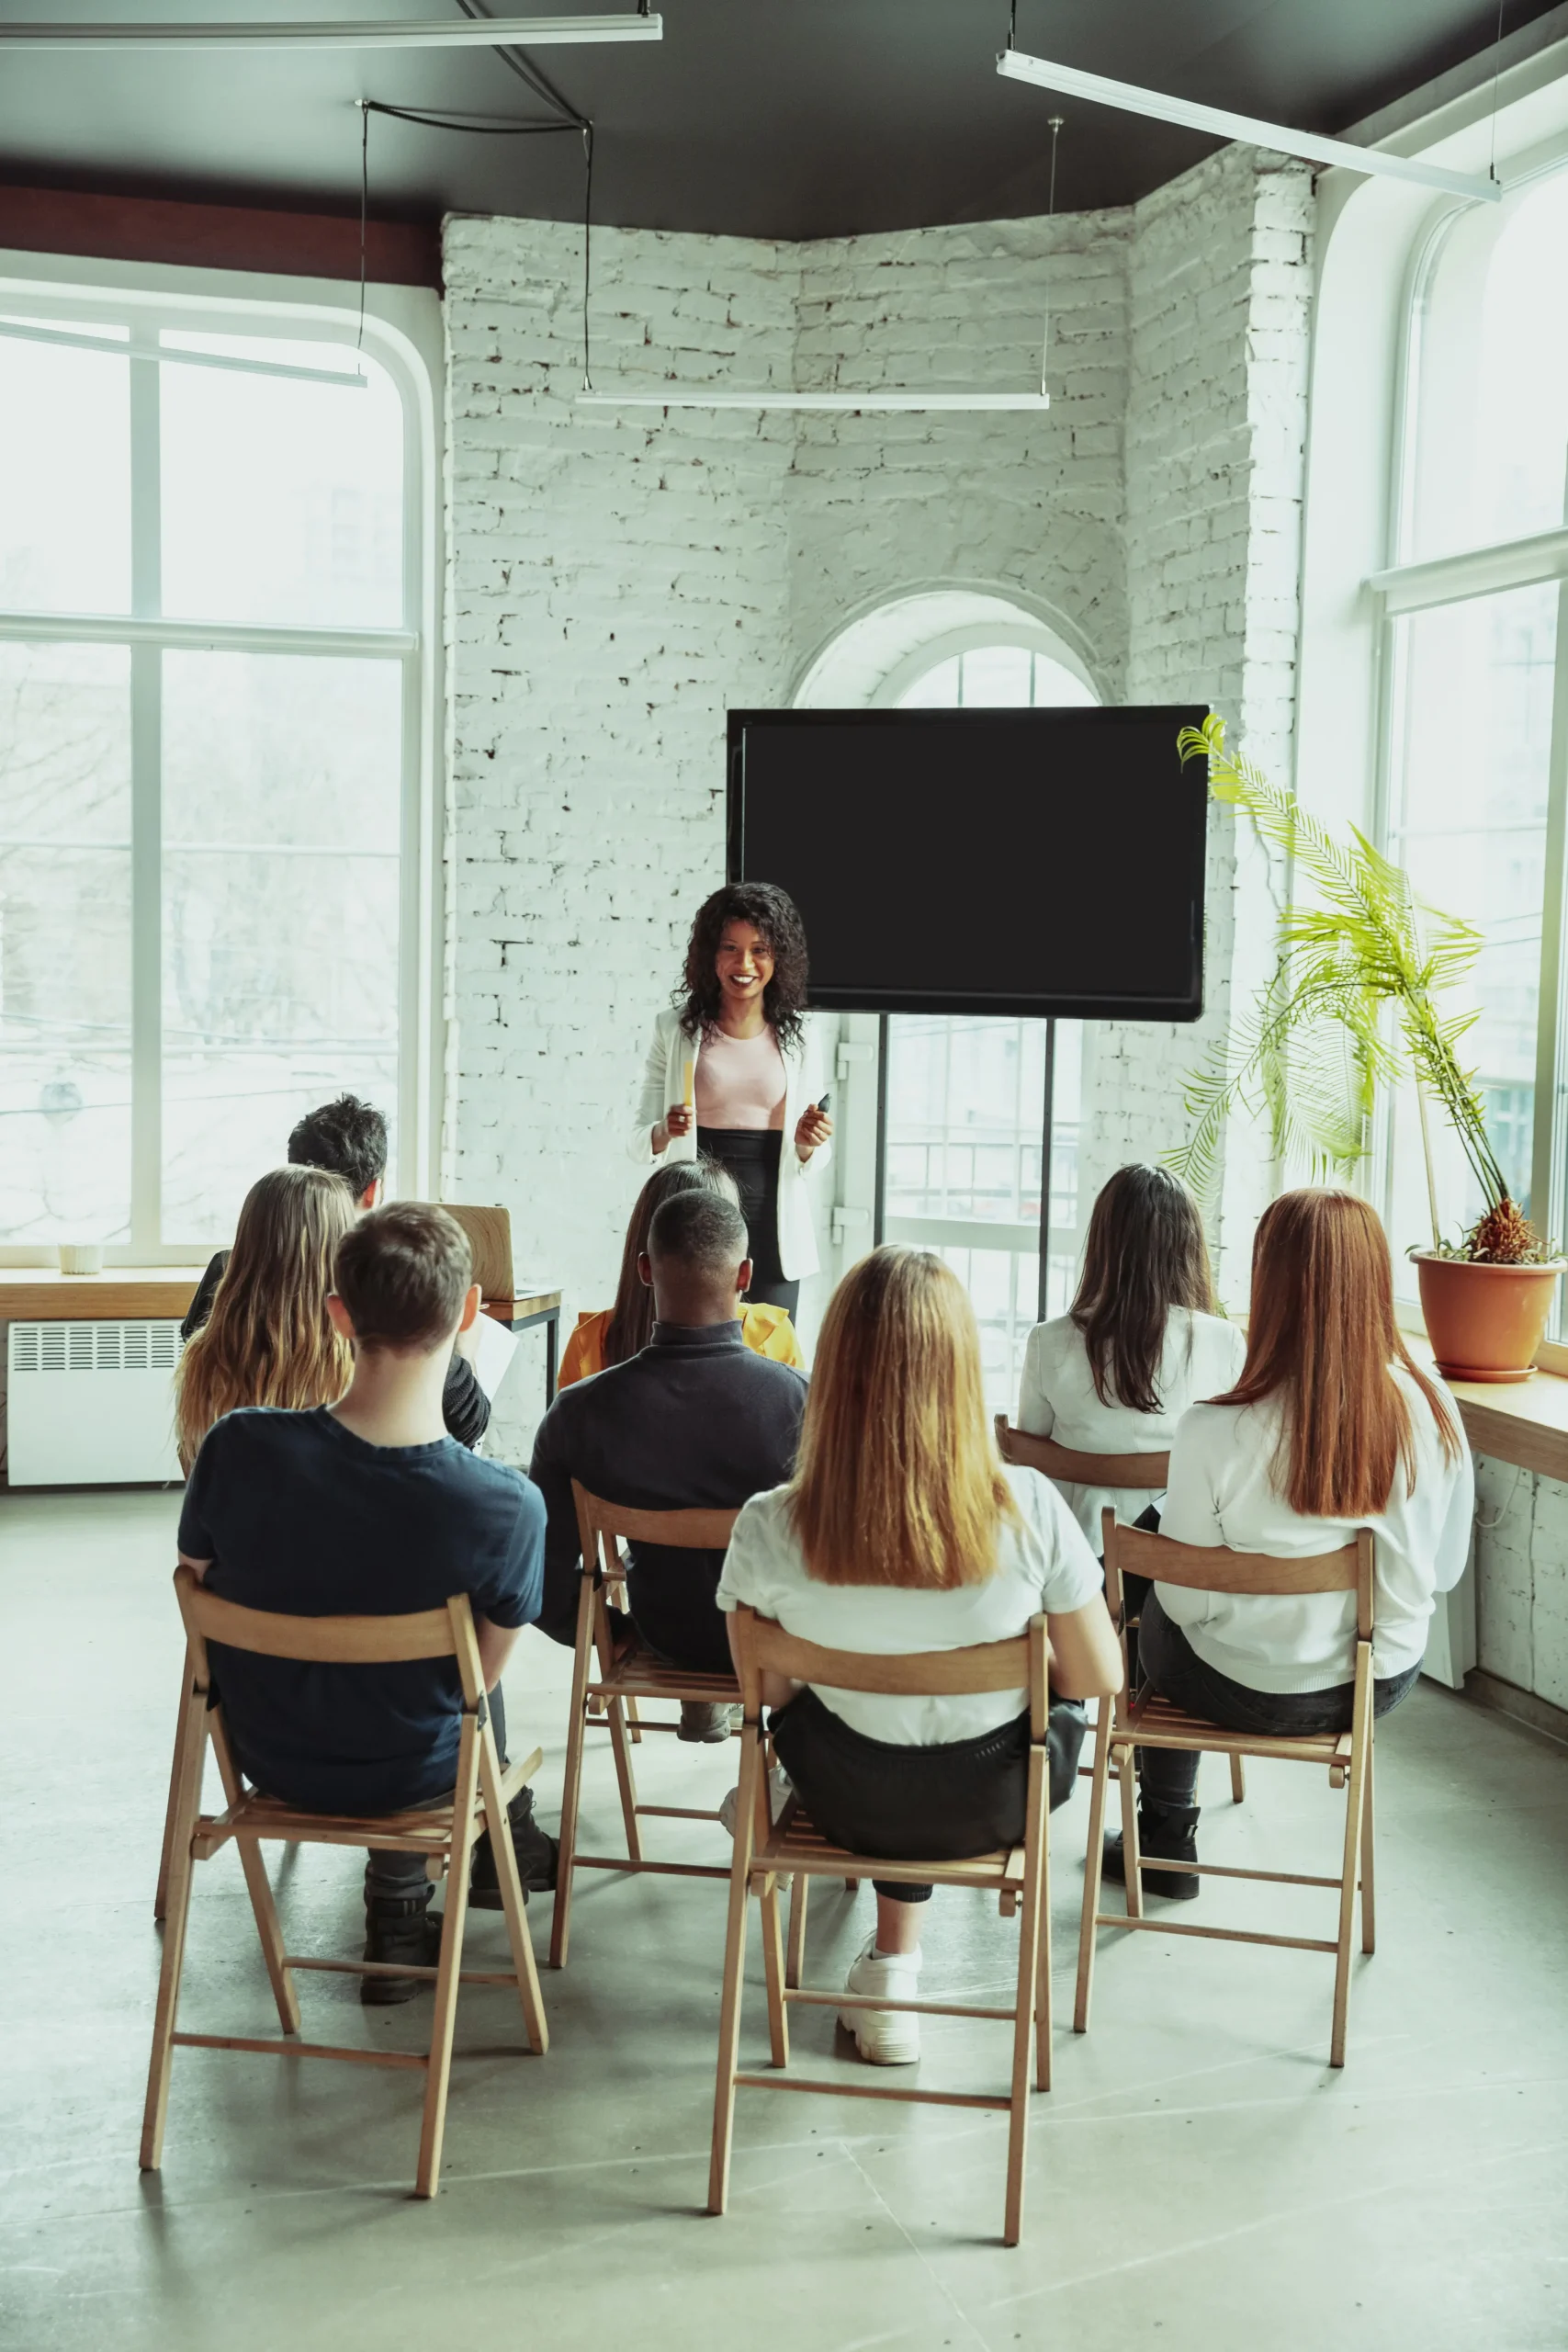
696 1125 797 1317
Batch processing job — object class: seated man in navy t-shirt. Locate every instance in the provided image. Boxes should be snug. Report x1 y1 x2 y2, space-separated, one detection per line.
177 1202 552 2004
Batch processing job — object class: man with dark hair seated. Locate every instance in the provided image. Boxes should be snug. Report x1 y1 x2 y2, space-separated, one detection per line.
180 1094 491 1449
529 1187 807 1739
177 1204 556 2003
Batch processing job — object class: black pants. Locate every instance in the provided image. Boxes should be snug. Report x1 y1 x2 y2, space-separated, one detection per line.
1135 1592 1421 1810
769 1684 1087 1904
697 1125 798 1318
367 1685 509 1899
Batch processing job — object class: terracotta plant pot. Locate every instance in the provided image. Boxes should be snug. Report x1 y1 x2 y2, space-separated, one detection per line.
1413 1253 1564 1383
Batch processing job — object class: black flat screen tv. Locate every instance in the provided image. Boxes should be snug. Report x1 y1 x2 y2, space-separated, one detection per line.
727 705 1210 1022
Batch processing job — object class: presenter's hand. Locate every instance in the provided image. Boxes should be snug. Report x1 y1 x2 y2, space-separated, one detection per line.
655 1104 694 1153
795 1104 833 1162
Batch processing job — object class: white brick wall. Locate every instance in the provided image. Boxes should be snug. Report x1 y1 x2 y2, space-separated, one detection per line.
443 154 1314 1462
1472 1460 1568 1713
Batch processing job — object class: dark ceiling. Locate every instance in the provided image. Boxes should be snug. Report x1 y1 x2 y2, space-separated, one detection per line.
0 0 1556 241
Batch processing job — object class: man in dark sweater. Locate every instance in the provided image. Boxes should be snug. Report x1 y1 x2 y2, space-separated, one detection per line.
178 1204 554 2003
181 1093 490 1450
529 1186 807 1738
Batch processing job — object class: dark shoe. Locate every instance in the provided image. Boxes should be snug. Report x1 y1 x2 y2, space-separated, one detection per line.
361 1892 442 2005
470 1783 558 1909
678 1700 738 1744
1101 1803 1201 1901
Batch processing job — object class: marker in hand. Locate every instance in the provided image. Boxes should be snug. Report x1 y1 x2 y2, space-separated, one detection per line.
795 1088 833 1160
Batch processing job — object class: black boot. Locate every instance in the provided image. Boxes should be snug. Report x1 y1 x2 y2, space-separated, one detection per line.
1102 1801 1200 1901
470 1783 558 1910
362 1887 441 2005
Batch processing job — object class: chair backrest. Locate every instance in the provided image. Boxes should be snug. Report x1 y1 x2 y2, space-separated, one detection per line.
1101 1514 1375 1642
172 1566 485 1705
995 1416 1169 1492
438 1203 513 1304
728 1602 1049 1740
572 1479 740 1573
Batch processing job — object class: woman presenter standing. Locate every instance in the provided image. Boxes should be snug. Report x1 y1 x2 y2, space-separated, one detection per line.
635 882 831 1319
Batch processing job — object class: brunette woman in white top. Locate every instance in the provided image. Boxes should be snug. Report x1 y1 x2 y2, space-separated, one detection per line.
634 882 831 1319
717 1246 1122 2065
1015 1164 1247 1549
1107 1188 1473 1899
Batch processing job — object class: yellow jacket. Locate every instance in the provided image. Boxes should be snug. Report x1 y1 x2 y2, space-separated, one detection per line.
558 1302 804 1390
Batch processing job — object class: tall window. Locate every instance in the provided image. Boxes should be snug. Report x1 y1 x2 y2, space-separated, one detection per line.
1378 170 1568 1300
880 639 1095 1409
0 306 420 1257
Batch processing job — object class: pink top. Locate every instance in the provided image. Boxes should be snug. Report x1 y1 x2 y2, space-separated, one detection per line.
694 1026 787 1131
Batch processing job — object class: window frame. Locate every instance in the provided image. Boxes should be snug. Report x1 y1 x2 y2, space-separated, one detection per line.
1366 161 1568 1311
0 253 444 1263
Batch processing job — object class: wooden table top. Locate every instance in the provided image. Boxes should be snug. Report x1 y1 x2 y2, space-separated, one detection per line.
0 1265 562 1329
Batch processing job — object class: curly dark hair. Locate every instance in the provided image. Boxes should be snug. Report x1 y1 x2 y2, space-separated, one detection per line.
288 1093 389 1204
676 882 809 1048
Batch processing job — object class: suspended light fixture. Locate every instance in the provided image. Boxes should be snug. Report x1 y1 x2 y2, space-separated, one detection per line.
996 46 1501 205
0 318 367 386
0 12 661 48
576 390 1052 411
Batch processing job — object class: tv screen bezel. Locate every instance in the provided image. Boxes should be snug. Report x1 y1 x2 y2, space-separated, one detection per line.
726 705 1210 1023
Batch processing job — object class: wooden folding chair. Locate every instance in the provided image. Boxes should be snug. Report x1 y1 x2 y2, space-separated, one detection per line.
1075 1512 1377 2068
141 1567 549 2198
709 1606 1054 2248
550 1484 744 1969
995 1422 1245 1807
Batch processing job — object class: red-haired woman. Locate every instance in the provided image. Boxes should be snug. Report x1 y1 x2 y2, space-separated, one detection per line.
1110 1189 1473 1898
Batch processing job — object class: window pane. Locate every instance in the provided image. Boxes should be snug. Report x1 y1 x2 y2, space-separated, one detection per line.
1385 582 1557 1279
934 1242 1040 1419
0 642 132 1242
885 1017 1046 1227
160 335 404 628
161 651 402 1243
959 645 1032 707
0 322 130 613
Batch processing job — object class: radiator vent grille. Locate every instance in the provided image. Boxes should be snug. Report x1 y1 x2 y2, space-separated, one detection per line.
9 1320 184 1374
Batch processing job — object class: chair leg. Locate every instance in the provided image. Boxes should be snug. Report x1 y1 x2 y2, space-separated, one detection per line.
1004 1745 1047 2246
479 1721 548 2055
550 1578 598 1970
154 1646 197 1923
1229 1752 1247 1805
416 1714 482 2199
1074 1704 1114 2035
140 1695 209 2170
606 1696 642 1862
1034 1821 1053 2094
1116 1740 1143 1921
209 1718 300 2036
708 1731 762 2217
785 1871 809 1990
1359 1738 1376 1957
760 1874 789 2068
1330 1673 1373 2071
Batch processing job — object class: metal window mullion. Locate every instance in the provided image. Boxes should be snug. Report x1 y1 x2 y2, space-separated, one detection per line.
0 608 416 657
128 324 162 1255
1531 582 1568 1332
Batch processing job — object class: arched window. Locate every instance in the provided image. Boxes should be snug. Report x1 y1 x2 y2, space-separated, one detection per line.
1376 166 1568 1295
800 596 1099 1408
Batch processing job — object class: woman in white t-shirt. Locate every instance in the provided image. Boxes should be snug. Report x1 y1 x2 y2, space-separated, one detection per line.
1015 1164 1247 1549
1108 1188 1473 1900
717 1246 1122 2066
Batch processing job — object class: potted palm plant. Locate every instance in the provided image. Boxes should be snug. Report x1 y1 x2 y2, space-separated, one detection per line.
1168 715 1562 1382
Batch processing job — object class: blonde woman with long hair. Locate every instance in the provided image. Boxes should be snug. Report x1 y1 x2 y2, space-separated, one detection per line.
716 1246 1122 2066
175 1166 356 1472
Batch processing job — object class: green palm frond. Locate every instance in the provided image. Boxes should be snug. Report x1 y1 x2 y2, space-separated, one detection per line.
1168 715 1505 1237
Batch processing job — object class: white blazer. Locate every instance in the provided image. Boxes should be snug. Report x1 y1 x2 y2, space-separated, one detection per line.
631 1005 831 1283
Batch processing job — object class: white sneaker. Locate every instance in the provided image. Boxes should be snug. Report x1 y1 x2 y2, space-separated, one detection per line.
840 1934 922 2065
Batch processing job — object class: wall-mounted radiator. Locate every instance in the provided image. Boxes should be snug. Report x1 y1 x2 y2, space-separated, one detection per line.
7 1320 183 1487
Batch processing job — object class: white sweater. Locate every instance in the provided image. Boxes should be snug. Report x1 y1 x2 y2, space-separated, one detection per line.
1157 1367 1475 1691
715 1466 1104 1745
1016 1308 1248 1550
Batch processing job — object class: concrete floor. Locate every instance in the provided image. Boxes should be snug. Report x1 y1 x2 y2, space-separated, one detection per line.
5 1486 1568 2352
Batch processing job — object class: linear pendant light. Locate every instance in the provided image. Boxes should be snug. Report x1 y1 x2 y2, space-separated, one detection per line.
576 390 1050 411
0 318 367 386
996 47 1501 205
0 13 661 48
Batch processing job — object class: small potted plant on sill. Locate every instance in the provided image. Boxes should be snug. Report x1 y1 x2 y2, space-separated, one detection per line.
1168 714 1562 1383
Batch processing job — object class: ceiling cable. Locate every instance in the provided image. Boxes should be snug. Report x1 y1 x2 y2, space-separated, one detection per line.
454 0 586 125
1489 0 1506 185
581 121 596 390
1041 114 1062 400
356 98 369 355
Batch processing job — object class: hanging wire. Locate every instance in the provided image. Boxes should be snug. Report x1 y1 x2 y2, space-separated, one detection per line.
1008 0 1017 49
454 0 585 127
356 98 369 356
362 98 579 137
1488 0 1507 185
581 120 596 391
1040 114 1063 400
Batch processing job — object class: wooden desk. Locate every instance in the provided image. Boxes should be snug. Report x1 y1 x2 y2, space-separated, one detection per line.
0 1266 208 1321
486 1284 563 1405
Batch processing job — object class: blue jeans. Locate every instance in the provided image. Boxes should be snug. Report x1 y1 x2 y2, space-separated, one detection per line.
1136 1591 1420 1811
